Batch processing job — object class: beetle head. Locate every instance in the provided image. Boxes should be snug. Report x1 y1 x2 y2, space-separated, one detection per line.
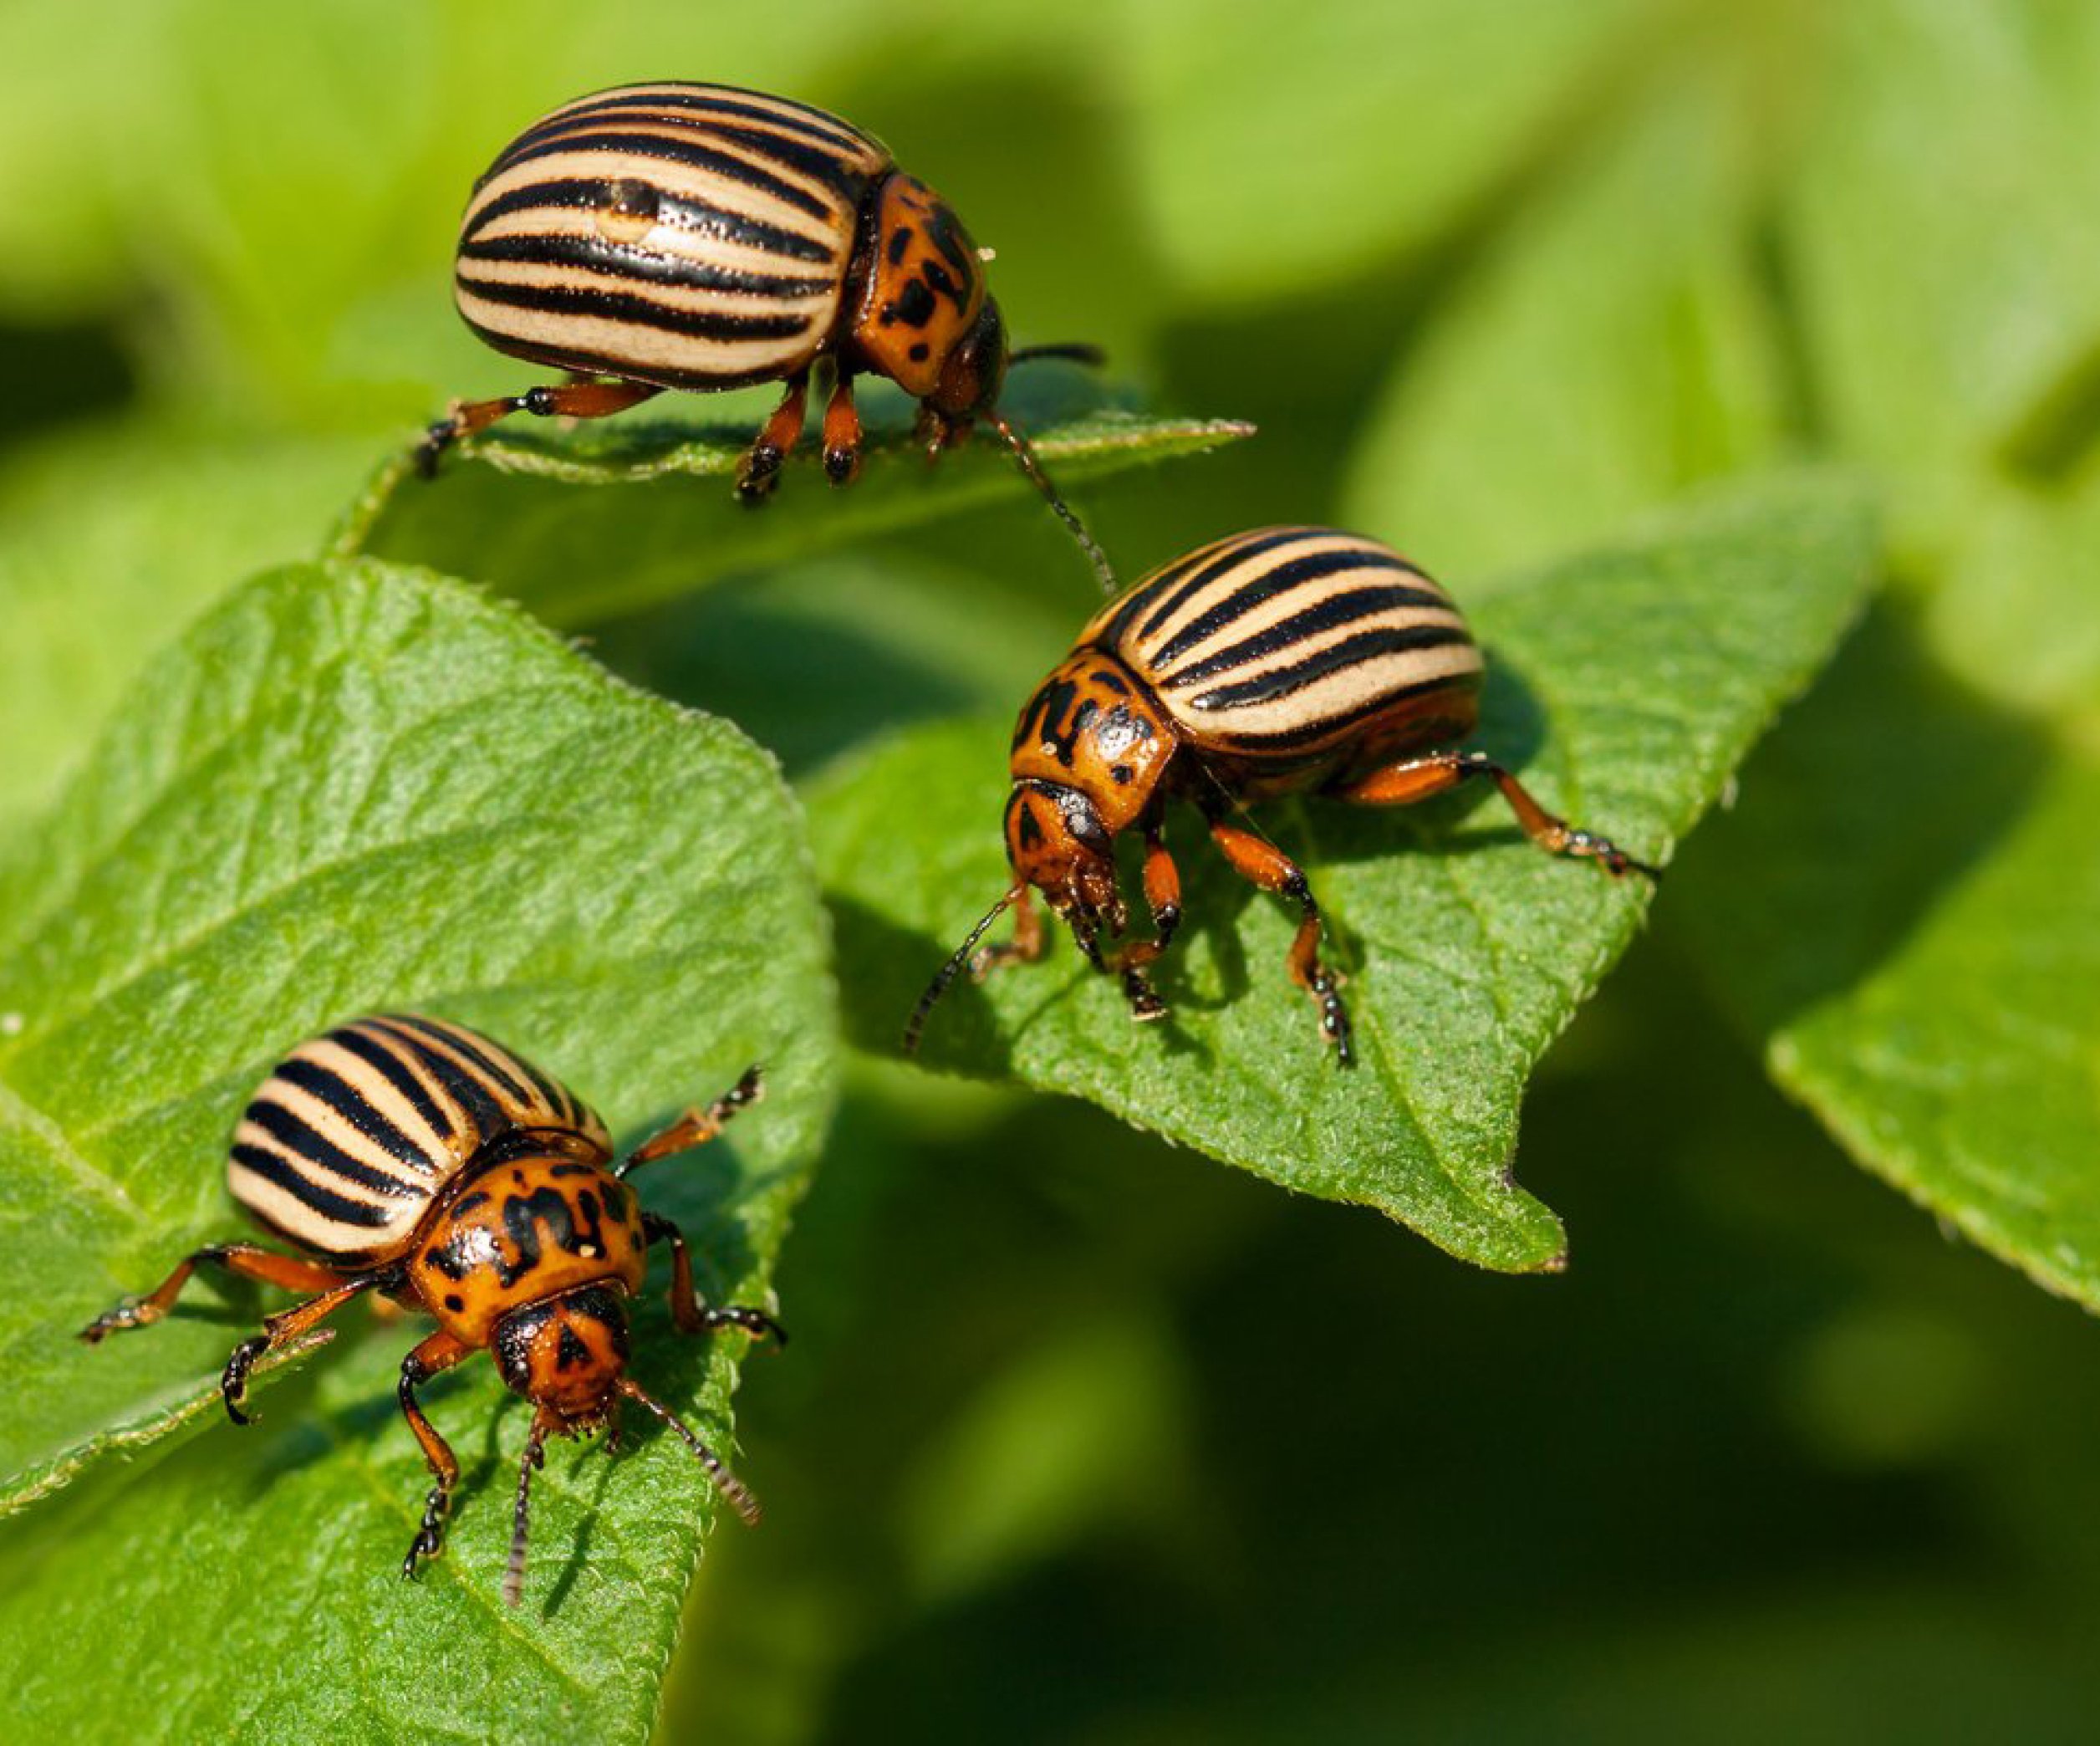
925 296 1008 433
496 1285 758 1606
493 1284 631 1427
1005 780 1124 958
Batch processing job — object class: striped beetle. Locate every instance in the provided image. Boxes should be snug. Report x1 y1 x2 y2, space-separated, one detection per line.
907 527 1659 1064
418 80 1112 585
79 1013 779 1607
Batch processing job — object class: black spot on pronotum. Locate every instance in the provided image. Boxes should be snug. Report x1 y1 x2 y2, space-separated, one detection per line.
886 227 912 265
425 1241 473 1281
444 1293 466 1314
493 1183 609 1286
1111 765 1134 785
909 342 930 363
891 279 937 329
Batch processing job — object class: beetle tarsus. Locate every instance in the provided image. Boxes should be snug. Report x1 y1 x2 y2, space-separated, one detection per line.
1122 967 1168 1023
404 1482 452 1580
221 1335 268 1425
78 1299 148 1344
706 1304 788 1346
737 444 784 504
1313 973 1355 1069
413 419 460 479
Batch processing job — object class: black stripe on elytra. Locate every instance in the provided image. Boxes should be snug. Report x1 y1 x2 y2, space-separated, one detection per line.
458 274 813 343
332 1024 456 1147
1186 625 1474 713
230 1143 399 1228
703 120 879 197
466 177 838 266
459 232 833 299
272 1056 435 1173
504 1049 590 1138
1114 530 1302 647
1158 582 1460 690
1148 549 1409 669
491 128 844 222
388 1015 540 1111
371 1018 511 1140
519 89 878 160
241 1098 427 1198
1205 670 1480 749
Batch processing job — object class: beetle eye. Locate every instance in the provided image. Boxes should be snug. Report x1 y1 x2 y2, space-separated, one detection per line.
596 178 661 244
1061 794 1110 850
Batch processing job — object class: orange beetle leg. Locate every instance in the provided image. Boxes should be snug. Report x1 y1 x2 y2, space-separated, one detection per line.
821 372 864 485
737 369 813 503
1337 751 1659 881
1207 819 1353 1066
398 1327 477 1579
417 378 664 476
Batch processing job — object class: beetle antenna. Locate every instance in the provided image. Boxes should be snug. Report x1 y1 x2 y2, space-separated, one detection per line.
991 413 1118 597
1008 341 1108 370
617 1376 761 1525
502 1422 548 1608
905 886 1022 1055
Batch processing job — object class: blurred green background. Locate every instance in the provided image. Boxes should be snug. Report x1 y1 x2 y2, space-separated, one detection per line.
4 0 2097 1740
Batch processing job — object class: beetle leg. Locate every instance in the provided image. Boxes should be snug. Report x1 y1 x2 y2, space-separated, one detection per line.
399 1328 477 1580
736 369 812 503
79 1243 361 1344
616 1066 765 1177
1336 752 1660 881
1108 825 1183 1022
415 378 664 476
641 1212 786 1345
217 1272 383 1426
970 886 1045 980
821 370 864 485
1206 820 1354 1067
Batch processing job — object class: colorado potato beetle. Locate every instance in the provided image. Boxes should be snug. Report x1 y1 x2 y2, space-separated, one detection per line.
907 526 1660 1064
418 80 1113 587
79 1013 778 1607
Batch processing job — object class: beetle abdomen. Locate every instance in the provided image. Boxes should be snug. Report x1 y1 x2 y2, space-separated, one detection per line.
227 1014 611 1261
455 83 891 391
1083 527 1484 768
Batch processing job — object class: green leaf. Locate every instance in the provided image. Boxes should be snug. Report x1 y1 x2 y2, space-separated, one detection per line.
1343 64 1789 583
1124 0 1670 305
0 421 377 828
339 396 1255 628
810 477 1877 1269
1782 0 2100 539
1671 607 2100 1309
0 559 836 1738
